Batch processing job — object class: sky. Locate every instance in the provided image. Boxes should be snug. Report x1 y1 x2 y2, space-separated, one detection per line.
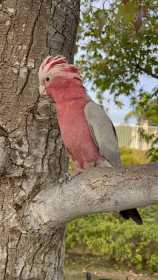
85 74 158 125
107 75 158 125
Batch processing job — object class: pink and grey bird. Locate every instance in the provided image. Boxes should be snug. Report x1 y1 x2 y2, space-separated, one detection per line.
38 55 142 224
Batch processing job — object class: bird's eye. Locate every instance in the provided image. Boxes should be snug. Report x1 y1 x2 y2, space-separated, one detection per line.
46 77 50 82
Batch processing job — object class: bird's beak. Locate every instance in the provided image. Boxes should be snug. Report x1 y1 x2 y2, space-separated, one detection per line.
39 85 47 96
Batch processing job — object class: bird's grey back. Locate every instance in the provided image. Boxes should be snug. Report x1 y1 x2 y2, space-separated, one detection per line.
84 101 121 167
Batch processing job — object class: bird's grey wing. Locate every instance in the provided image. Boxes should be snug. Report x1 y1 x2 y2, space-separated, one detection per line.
84 101 121 167
84 102 143 225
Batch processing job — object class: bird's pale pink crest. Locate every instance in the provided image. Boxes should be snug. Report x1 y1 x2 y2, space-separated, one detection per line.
38 55 82 96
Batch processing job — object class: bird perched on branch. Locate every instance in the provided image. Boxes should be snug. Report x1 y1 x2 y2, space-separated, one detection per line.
38 55 142 225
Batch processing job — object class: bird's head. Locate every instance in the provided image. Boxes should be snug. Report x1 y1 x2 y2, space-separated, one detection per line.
38 55 84 103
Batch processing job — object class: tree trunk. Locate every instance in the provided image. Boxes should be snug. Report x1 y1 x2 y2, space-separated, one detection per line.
0 0 80 279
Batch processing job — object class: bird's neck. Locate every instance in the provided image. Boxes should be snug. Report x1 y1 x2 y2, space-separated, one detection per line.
56 96 89 115
48 76 90 105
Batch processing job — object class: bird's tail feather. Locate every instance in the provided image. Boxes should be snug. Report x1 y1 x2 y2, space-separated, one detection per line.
120 208 143 225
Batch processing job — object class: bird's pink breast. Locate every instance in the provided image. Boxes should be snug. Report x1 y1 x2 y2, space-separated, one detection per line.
56 100 102 169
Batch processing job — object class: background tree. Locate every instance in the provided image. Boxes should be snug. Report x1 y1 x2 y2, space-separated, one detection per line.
78 0 158 160
125 91 158 161
79 0 158 98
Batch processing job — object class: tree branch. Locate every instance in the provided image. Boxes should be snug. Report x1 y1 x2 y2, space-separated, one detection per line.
136 64 158 80
24 163 158 231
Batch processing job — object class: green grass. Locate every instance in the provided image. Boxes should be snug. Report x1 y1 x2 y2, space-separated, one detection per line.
120 147 148 166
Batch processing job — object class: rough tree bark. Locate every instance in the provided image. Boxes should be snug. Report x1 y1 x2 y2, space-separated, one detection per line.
0 0 80 279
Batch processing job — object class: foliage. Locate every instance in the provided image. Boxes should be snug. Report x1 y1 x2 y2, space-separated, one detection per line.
131 91 158 161
130 91 158 126
66 148 158 272
79 0 158 100
66 212 158 272
120 147 148 165
139 127 158 162
125 91 158 161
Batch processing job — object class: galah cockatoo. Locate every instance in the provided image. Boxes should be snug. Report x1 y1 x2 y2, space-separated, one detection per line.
38 55 142 224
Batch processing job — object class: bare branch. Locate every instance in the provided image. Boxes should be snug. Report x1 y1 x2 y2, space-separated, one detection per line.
24 163 158 230
136 64 158 80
